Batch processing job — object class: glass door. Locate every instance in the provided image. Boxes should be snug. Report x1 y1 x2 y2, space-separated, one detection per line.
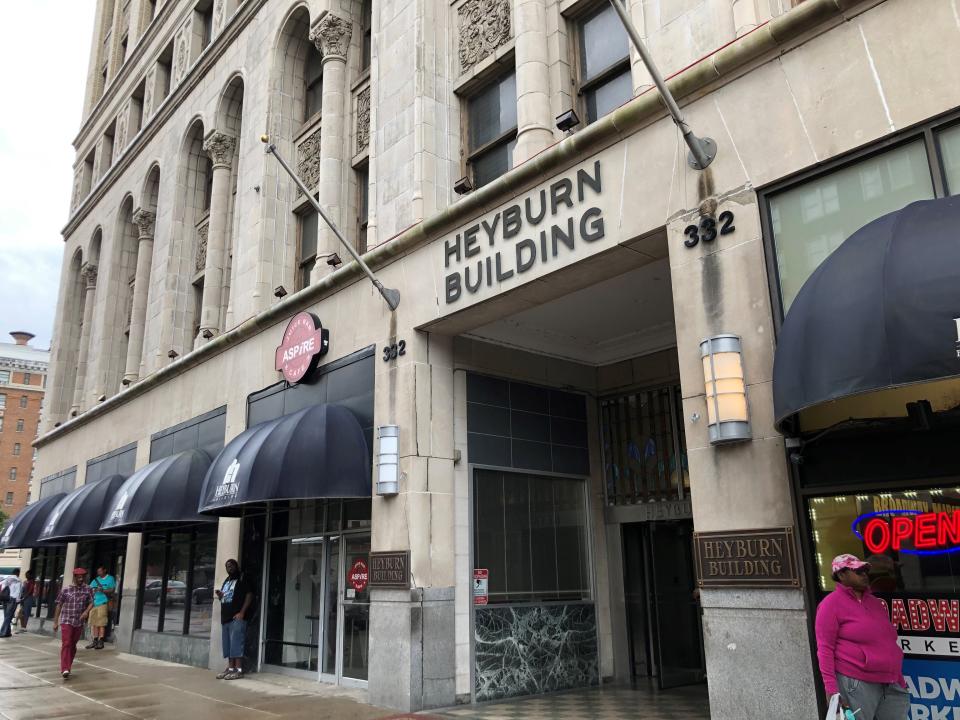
341 535 370 683
263 536 324 673
320 537 340 680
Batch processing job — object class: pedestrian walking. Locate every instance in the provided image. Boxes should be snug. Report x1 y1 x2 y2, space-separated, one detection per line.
815 554 909 720
53 568 94 679
86 565 116 649
16 570 37 633
214 558 253 680
0 569 23 638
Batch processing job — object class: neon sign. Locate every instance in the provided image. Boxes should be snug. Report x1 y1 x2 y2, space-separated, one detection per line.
853 510 960 556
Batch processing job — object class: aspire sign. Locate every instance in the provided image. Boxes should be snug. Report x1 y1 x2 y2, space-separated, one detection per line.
274 311 329 384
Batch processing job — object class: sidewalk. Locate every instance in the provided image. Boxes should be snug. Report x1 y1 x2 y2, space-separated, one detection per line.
0 631 403 720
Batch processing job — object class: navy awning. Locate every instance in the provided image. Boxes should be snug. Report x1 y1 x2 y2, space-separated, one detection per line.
0 493 67 550
198 404 370 517
101 449 215 532
38 474 127 543
773 197 960 432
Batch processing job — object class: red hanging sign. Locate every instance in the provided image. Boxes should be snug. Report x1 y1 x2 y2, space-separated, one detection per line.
274 312 329 384
349 558 369 593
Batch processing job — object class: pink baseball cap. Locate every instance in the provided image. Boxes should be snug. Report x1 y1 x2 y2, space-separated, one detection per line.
832 554 870 575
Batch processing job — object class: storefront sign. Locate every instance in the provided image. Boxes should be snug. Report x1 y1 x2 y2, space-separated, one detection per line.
369 551 409 589
855 509 960 556
349 558 368 593
442 160 606 306
694 528 800 588
474 568 489 606
274 311 329 384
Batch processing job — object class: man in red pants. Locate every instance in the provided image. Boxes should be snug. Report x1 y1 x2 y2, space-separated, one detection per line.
53 568 94 679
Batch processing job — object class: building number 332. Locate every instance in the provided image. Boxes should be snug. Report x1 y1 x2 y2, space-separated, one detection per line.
684 210 736 248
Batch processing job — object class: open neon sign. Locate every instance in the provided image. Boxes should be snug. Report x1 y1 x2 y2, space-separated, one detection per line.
852 509 960 556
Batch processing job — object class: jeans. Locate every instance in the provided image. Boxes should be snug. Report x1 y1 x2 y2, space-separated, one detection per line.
0 599 16 636
19 597 34 628
60 623 83 672
838 672 911 720
221 618 246 659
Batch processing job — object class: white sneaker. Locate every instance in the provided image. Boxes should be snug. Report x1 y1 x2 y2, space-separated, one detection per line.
61 670 70 679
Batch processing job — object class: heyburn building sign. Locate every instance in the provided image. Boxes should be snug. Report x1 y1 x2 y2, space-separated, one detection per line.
443 161 606 305
694 528 800 588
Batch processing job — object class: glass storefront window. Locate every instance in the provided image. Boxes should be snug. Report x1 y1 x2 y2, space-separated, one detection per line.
473 469 590 603
808 486 960 594
29 546 66 619
136 525 218 637
939 123 960 195
342 534 370 680
768 140 935 312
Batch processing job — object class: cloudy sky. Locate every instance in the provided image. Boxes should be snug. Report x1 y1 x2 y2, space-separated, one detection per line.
0 3 95 349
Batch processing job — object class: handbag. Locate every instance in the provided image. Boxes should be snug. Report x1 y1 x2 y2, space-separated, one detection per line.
0 585 9 602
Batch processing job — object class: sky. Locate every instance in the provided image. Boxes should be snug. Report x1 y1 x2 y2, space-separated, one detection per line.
0 2 96 350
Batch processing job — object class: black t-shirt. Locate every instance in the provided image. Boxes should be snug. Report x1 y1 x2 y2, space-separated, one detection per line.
219 574 254 625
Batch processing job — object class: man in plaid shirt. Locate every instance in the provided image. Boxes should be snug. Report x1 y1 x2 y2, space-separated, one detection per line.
53 568 94 679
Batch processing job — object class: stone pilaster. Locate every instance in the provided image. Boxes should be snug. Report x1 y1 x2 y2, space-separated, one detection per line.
70 263 98 416
308 12 352 280
513 0 554 164
122 209 156 385
196 131 236 344
628 0 652 95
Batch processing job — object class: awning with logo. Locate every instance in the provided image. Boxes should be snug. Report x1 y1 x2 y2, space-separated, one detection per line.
37 474 127 543
198 404 371 516
100 449 216 532
773 197 960 433
0 493 68 550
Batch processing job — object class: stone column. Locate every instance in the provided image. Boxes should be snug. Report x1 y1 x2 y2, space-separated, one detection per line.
122 209 155 386
70 263 98 416
197 131 236 344
308 12 352 278
628 0 653 95
513 0 555 164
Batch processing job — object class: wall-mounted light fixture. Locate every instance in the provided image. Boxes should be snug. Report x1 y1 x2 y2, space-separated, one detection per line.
326 253 343 268
201 328 214 339
556 109 580 133
167 349 179 360
700 334 751 445
454 176 474 195
377 425 399 496
273 285 288 299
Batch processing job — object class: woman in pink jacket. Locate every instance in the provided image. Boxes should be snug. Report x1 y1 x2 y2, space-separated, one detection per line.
815 554 910 719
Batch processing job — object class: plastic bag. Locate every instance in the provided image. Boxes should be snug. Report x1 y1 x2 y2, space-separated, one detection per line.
825 694 843 720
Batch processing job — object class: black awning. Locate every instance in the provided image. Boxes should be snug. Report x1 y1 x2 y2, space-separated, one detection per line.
101 449 216 532
773 197 960 431
198 404 370 517
37 474 127 543
0 493 68 550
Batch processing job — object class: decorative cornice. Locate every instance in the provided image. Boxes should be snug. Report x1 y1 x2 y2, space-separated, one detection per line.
81 263 98 289
39 0 874 448
63 0 268 239
132 208 156 237
203 131 237 168
309 12 353 59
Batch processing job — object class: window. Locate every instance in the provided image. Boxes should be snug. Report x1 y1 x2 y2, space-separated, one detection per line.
8 468 16 481
25 492 30 504
191 279 204 341
4 492 12 505
15 419 23 433
304 44 324 120
120 33 129 66
356 165 369 254
145 0 157 25
939 123 960 194
473 469 589 603
12 443 20 456
202 156 214 212
360 0 372 73
578 3 632 123
0 371 9 385
297 204 319 291
158 42 174 101
0 417 4 432
23 372 31 385
137 526 217 637
0 394 5 408
19 395 27 408
200 2 214 50
466 71 518 189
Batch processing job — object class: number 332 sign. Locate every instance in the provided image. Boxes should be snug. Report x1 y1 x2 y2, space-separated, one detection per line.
684 210 735 248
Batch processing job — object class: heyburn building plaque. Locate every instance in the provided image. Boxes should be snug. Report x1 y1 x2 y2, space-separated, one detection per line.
369 551 410 589
694 527 800 588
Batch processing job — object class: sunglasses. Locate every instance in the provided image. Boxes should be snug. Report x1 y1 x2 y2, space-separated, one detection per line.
845 567 869 576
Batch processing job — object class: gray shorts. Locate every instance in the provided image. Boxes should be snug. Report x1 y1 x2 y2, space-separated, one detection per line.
837 673 910 720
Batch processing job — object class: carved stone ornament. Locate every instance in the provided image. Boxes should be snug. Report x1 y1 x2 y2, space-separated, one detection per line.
296 128 322 197
214 0 225 32
81 263 98 289
357 86 371 152
143 67 155 117
174 30 189 83
115 113 127 155
132 209 156 238
196 222 209 274
309 12 353 58
71 170 83 211
458 0 511 73
203 132 237 168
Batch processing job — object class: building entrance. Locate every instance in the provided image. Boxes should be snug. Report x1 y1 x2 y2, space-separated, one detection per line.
622 520 705 689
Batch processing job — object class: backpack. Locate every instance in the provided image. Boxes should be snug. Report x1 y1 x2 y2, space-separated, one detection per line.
0 583 9 602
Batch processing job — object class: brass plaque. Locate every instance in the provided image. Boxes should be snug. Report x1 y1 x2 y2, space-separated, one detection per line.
369 551 410 589
694 527 800 589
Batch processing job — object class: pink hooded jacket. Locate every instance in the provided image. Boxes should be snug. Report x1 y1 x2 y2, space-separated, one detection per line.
815 584 906 696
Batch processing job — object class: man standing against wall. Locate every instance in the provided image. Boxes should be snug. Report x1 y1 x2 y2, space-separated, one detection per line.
53 568 94 679
214 558 253 680
86 565 115 649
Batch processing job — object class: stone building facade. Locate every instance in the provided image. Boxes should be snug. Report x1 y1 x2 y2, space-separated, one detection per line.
15 0 960 715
